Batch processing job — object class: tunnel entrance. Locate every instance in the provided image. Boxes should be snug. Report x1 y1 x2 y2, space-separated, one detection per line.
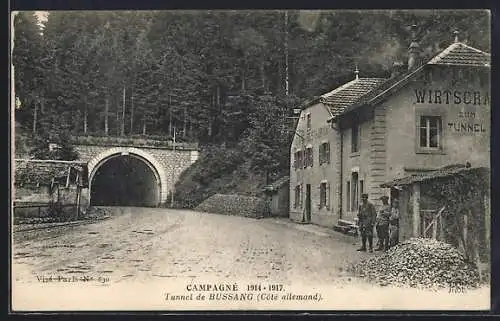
90 154 160 207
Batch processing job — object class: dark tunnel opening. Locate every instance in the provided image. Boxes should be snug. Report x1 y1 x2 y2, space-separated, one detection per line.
90 155 160 207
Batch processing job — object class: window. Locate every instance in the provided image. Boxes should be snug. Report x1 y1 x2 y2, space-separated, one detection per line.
320 182 328 209
294 185 301 208
351 172 359 211
306 114 311 131
419 116 441 149
360 179 364 197
351 125 360 153
294 150 303 170
319 142 330 165
305 147 313 167
346 181 351 212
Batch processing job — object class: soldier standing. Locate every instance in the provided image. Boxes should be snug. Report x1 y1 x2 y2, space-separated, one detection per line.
357 193 377 252
389 198 400 248
375 196 391 251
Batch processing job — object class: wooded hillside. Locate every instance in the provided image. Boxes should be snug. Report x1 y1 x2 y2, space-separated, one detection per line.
12 10 490 206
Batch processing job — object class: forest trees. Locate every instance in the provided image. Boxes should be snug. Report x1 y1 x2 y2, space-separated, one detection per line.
13 10 490 164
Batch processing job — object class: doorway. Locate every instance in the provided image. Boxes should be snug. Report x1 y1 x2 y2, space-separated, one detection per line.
305 184 311 222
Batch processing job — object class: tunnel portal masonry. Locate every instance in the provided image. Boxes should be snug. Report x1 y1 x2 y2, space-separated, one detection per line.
73 144 199 207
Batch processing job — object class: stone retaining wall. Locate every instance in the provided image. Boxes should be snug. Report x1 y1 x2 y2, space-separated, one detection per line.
195 194 266 218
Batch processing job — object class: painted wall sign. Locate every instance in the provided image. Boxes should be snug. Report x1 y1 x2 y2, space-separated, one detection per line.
447 122 487 133
414 89 490 106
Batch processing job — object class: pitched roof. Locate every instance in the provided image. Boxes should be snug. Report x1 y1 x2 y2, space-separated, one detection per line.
330 42 490 120
428 42 490 67
319 78 387 117
380 165 489 188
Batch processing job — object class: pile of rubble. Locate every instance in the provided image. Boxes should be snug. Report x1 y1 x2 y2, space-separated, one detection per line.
350 238 481 291
195 194 266 218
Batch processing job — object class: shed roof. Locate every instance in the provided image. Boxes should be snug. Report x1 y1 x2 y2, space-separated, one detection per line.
14 159 89 187
263 176 290 193
380 165 489 188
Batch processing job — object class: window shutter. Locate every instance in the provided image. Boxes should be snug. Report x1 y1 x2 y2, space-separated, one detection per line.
326 143 330 163
327 182 331 209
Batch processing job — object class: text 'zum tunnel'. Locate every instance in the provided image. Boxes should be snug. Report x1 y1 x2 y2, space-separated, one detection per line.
90 154 160 207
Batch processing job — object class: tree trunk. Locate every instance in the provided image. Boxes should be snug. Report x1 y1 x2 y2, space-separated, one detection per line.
83 101 88 134
208 118 212 137
216 85 221 111
261 64 266 91
130 94 134 134
115 95 120 135
168 95 172 136
183 107 187 138
104 96 109 136
142 118 147 135
40 97 44 114
284 10 289 96
32 99 38 134
121 86 126 136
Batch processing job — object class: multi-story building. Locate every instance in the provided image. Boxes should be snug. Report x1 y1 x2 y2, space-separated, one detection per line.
289 33 490 229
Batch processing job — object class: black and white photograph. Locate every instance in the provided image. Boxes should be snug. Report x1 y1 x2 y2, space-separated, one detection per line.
10 9 491 311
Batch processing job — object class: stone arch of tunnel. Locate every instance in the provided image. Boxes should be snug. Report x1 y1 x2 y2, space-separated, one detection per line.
89 151 164 207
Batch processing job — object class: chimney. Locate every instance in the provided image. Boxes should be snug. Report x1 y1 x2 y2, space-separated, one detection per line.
354 65 359 80
454 30 460 43
391 61 405 78
408 24 420 71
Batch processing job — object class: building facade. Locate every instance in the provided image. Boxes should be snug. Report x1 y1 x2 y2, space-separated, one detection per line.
289 36 490 229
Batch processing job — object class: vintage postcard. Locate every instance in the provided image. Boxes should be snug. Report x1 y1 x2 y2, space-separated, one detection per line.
10 9 491 311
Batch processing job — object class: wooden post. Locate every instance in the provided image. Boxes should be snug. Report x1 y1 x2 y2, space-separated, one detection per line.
65 166 71 188
412 183 421 237
74 172 80 219
432 216 438 239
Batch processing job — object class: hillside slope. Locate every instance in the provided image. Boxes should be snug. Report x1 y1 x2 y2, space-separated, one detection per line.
172 145 282 209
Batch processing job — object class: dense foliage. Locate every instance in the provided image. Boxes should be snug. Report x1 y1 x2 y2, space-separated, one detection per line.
12 10 490 196
425 168 490 263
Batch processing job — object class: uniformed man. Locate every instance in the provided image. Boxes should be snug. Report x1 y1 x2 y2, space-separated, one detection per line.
357 193 377 252
389 198 400 248
375 196 391 251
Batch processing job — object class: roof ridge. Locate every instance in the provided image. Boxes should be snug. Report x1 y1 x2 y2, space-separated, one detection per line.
458 42 491 56
428 41 490 65
320 78 359 98
428 42 461 64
